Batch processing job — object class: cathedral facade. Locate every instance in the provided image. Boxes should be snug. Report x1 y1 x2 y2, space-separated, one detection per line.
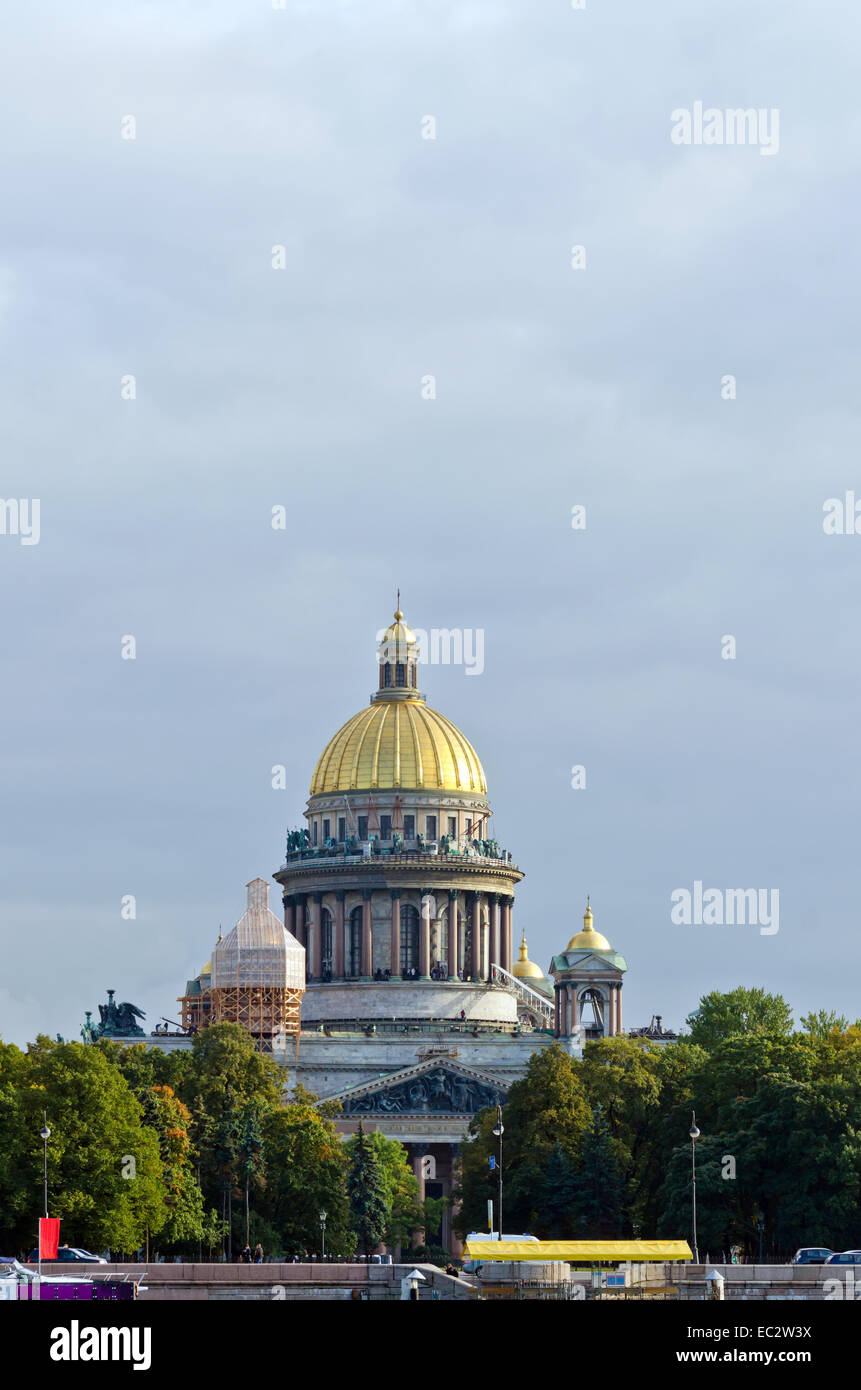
269 608 628 1249
141 606 630 1253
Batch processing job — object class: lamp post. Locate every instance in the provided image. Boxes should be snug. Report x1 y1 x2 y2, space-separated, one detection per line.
492 1106 504 1240
757 1213 765 1263
689 1111 700 1264
40 1112 50 1219
38 1112 50 1282
319 1209 327 1261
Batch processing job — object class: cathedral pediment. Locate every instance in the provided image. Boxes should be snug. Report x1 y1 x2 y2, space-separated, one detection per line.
329 1057 507 1117
552 949 627 974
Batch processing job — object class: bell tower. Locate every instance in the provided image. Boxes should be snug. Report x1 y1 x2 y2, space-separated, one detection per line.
549 901 628 1048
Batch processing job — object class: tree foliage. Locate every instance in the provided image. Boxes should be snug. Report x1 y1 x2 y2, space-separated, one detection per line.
0 1038 165 1255
256 1085 353 1258
344 1129 421 1252
456 996 861 1259
346 1123 388 1256
685 987 794 1050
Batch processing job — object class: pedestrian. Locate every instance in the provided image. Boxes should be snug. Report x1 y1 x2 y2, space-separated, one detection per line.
241 1244 252 1264
253 1244 264 1264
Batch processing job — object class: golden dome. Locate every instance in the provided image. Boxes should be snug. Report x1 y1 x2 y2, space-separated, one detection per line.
512 933 545 981
566 900 612 951
311 698 486 795
380 610 416 646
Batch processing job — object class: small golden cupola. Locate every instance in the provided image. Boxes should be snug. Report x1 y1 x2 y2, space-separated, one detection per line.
512 931 545 981
374 603 420 697
566 898 612 951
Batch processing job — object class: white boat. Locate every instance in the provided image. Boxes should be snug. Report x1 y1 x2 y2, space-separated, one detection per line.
0 1259 144 1301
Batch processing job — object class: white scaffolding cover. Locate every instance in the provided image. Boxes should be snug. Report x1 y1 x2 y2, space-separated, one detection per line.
212 878 305 990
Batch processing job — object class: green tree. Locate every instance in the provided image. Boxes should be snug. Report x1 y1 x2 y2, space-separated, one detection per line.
177 1024 282 1131
451 1106 499 1239
347 1123 388 1256
657 1133 739 1257
656 1028 861 1258
344 1130 420 1253
454 1045 592 1238
257 1086 353 1258
140 1085 207 1251
421 1195 448 1251
503 1044 592 1157
623 1041 708 1234
528 1142 580 1238
236 1106 266 1250
94 1038 189 1098
574 1106 625 1237
0 1038 165 1256
175 1025 282 1247
685 988 793 1051
800 1009 856 1038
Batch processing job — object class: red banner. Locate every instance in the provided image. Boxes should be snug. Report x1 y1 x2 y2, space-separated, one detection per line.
39 1217 60 1260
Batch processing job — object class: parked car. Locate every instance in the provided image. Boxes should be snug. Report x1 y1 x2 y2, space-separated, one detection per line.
27 1245 107 1264
791 1247 833 1265
824 1250 861 1266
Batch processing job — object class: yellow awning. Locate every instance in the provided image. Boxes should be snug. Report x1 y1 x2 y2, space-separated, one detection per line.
465 1240 692 1261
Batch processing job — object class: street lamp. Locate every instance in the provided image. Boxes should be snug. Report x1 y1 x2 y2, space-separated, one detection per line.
38 1112 50 1282
39 1112 50 1219
492 1106 504 1240
689 1111 700 1264
319 1209 327 1260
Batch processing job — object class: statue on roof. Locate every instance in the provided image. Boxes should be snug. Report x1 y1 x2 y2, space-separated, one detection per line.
83 989 146 1041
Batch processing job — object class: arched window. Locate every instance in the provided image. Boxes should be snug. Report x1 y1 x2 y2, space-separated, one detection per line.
400 904 420 975
579 987 605 1034
321 908 333 976
348 905 363 978
395 661 406 686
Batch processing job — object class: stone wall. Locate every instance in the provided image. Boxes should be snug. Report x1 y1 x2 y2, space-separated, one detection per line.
37 1262 476 1302
301 979 518 1023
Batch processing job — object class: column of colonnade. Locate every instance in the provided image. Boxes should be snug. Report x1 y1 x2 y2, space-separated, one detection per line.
419 889 431 977
311 893 323 978
284 885 518 983
361 890 372 977
390 889 401 977
490 895 499 974
448 890 459 978
334 892 345 976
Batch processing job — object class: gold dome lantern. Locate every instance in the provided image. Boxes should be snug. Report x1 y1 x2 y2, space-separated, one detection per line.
566 899 612 951
309 606 487 795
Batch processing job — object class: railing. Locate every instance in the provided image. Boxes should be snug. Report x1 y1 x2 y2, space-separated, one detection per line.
299 1017 547 1038
281 844 518 870
490 964 554 1026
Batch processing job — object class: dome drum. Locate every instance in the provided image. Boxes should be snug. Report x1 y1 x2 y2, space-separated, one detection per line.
301 979 519 1026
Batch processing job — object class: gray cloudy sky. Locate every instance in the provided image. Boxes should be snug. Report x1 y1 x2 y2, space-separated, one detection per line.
2 0 860 1045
